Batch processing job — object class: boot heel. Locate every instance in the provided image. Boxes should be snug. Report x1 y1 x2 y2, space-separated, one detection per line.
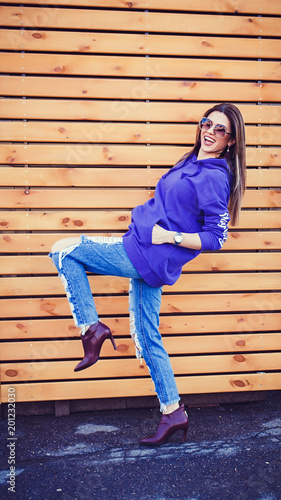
110 333 117 350
182 426 188 443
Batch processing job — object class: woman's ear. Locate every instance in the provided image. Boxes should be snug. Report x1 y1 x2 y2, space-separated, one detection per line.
228 139 236 147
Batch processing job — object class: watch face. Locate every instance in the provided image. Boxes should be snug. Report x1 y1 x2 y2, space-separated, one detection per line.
174 233 183 244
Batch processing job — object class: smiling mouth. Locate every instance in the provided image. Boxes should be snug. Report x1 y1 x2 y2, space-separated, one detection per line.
203 135 216 145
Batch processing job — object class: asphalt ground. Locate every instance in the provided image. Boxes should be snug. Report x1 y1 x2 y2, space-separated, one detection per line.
0 391 280 500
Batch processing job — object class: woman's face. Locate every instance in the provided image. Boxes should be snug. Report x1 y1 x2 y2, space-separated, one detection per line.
198 111 235 159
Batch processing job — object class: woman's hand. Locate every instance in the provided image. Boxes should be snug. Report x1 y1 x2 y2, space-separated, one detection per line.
152 224 173 245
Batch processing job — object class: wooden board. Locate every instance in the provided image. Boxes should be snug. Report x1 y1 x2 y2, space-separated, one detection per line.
4 1 281 16
0 7 279 36
1 252 281 275
1 145 280 166
1 53 280 81
1 100 281 124
1 30 280 59
2 372 281 403
2 352 281 382
1 232 280 252
1 272 280 297
1 334 281 361
1 167 281 188
1 122 281 146
1 313 280 339
1 188 280 209
1 77 280 103
1 292 280 318
0 210 280 231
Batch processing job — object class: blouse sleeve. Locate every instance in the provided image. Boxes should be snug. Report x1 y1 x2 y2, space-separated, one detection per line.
196 171 231 251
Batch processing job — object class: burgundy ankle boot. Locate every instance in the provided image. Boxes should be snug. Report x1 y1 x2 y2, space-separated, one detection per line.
74 321 117 372
140 404 189 446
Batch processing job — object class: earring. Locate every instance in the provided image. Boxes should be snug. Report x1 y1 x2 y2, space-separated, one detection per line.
227 145 230 153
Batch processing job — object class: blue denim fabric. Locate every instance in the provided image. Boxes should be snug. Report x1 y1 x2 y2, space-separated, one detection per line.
49 234 180 411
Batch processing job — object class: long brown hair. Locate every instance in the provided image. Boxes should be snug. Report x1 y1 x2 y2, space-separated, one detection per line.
187 103 246 226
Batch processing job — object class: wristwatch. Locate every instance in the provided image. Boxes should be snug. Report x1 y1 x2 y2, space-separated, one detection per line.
173 232 183 246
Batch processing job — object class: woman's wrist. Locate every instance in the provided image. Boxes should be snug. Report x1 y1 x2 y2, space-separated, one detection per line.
168 231 177 244
168 231 202 250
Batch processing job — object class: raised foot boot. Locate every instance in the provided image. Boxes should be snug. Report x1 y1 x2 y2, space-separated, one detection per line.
140 404 189 446
74 321 117 372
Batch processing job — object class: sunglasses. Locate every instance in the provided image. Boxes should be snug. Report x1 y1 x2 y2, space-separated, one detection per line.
199 117 232 138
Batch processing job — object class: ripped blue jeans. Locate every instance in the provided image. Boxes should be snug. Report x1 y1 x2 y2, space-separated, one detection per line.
49 235 180 412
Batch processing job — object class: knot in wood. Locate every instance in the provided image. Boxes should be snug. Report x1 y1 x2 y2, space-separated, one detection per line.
16 323 25 330
5 370 18 377
117 344 129 352
53 66 64 73
234 355 246 363
233 380 246 387
236 340 246 347
6 156 15 163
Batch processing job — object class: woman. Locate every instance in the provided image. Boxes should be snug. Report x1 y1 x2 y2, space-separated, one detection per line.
49 102 246 446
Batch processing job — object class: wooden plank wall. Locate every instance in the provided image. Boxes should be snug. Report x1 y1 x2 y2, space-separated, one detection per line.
0 0 281 407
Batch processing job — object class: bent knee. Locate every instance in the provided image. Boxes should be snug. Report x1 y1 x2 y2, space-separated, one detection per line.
51 237 81 254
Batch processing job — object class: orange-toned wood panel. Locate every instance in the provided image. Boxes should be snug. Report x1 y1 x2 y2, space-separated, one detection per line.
4 0 281 16
1 167 281 188
1 272 280 297
1 188 280 209
1 232 280 253
0 7 279 36
1 122 280 146
0 145 280 166
1 253 281 275
1 99 281 123
2 352 281 383
1 314 280 340
0 210 280 231
1 30 280 59
1 78 280 103
1 292 280 318
2 335 281 362
1 188 281 209
2 372 281 403
1 53 280 81
0 189 153 209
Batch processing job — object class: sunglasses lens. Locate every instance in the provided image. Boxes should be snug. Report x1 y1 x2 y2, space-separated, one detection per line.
199 118 227 138
199 118 211 131
214 126 227 138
